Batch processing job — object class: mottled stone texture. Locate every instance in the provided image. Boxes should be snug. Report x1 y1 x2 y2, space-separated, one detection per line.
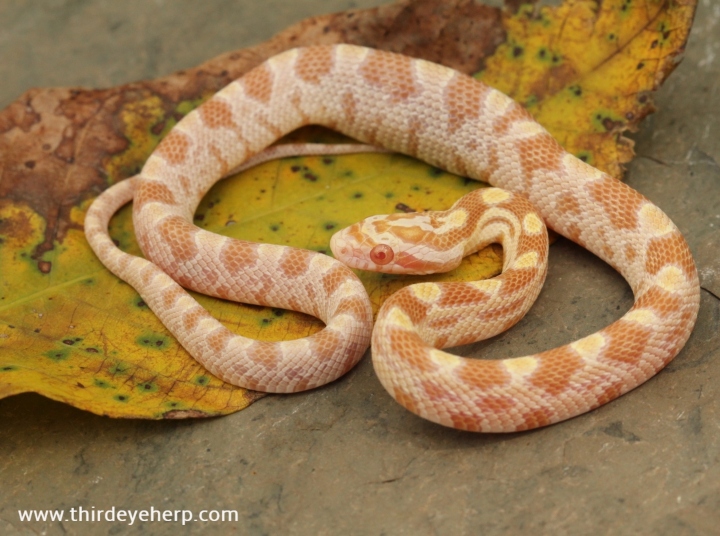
1 0 718 535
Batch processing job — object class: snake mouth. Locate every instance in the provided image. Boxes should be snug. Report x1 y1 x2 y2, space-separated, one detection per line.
329 233 367 269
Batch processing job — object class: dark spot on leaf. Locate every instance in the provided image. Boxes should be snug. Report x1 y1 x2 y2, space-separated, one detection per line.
109 363 128 375
151 121 166 135
324 223 336 231
136 334 169 350
512 45 523 57
76 382 85 388
137 300 147 308
138 382 157 392
636 62 645 70
576 151 592 164
34 328 40 333
322 157 334 165
38 260 52 273
303 172 318 182
86 347 99 353
352 192 363 199
290 165 301 172
44 348 70 361
63 339 75 345
602 117 623 131
1 366 17 372
114 394 129 403
270 224 280 232
395 203 415 213
194 376 209 386
25 160 36 169
194 214 205 221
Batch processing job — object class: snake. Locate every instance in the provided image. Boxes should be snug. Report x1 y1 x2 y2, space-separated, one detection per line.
85 44 700 432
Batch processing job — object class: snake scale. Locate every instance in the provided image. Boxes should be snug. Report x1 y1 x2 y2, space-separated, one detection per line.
85 45 700 432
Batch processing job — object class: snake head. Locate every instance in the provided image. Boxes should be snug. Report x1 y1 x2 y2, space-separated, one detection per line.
330 212 464 275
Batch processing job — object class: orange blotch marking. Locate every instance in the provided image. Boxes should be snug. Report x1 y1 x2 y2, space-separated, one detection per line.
386 329 435 373
341 90 358 125
321 265 350 296
199 99 236 129
444 73 491 133
246 341 281 368
588 178 644 231
278 248 313 279
157 216 199 263
134 180 177 211
645 232 696 278
207 329 232 354
294 46 334 84
516 407 553 431
156 130 191 165
182 307 208 332
528 347 583 396
491 105 533 136
600 320 653 365
359 50 418 102
161 287 184 310
456 359 510 390
309 329 343 362
516 131 565 178
241 63 274 103
393 385 421 414
634 286 684 318
334 296 370 321
219 239 259 274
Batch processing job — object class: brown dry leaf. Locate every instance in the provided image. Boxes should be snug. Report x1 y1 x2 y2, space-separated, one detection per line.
0 0 697 418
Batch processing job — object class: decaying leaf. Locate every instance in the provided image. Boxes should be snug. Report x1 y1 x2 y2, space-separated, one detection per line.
479 0 697 178
0 0 697 418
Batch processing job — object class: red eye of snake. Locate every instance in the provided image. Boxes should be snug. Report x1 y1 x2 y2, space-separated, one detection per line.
370 244 394 265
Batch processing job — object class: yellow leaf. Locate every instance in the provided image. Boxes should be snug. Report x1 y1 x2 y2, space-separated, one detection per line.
0 0 696 418
479 0 696 177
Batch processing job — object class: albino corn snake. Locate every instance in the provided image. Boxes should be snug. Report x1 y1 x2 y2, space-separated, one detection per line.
85 45 700 432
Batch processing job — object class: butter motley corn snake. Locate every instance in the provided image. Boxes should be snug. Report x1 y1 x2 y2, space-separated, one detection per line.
85 45 700 432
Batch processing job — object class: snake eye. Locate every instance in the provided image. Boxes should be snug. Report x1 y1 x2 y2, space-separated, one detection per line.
370 244 394 265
